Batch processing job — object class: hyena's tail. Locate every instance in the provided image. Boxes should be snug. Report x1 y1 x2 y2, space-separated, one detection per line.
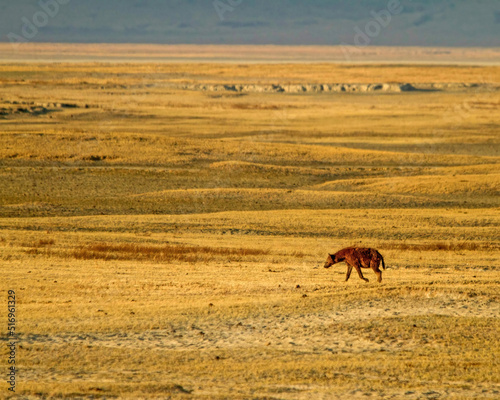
380 254 386 270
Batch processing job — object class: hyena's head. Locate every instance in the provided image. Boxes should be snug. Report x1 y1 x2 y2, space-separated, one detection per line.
323 254 336 269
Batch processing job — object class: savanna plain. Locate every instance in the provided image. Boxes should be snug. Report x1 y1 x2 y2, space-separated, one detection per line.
0 58 499 399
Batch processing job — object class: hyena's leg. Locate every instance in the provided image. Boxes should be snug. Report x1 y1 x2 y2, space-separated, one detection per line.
371 259 382 283
345 263 353 282
353 260 369 282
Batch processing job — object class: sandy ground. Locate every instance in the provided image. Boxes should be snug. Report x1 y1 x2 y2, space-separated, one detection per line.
17 280 500 399
21 295 499 352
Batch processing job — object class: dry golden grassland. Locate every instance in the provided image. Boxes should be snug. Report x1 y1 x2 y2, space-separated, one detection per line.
0 60 499 399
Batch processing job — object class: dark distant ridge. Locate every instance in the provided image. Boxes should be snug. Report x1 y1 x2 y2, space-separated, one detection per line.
1 0 499 47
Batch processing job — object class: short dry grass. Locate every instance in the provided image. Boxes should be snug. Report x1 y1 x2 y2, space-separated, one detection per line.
2 224 499 399
1 59 499 399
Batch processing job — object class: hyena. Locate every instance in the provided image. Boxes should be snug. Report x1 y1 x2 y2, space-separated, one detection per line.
324 247 386 283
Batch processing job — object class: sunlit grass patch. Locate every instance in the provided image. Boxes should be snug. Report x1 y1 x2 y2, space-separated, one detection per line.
381 241 500 252
351 315 499 347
